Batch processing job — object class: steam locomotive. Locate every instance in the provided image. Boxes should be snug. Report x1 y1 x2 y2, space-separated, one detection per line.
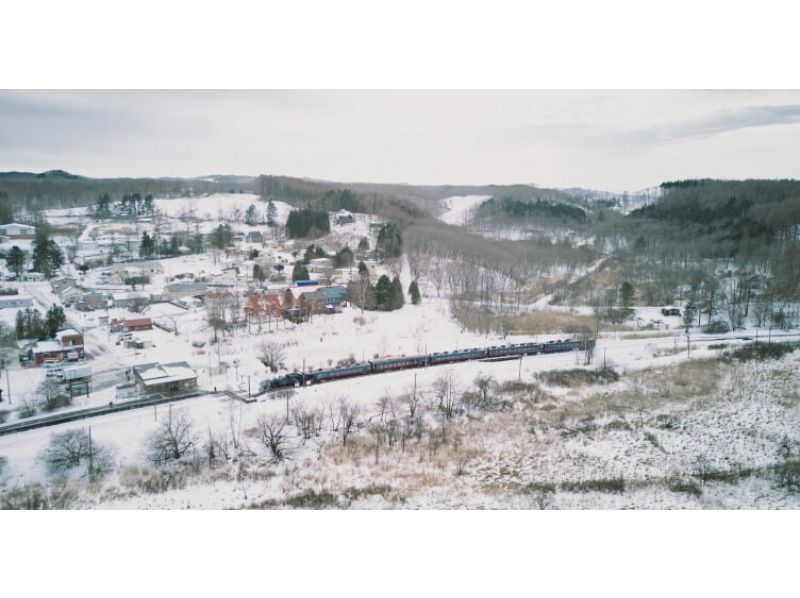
260 337 594 393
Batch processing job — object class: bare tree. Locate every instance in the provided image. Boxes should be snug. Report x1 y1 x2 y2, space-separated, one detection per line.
433 370 459 419
256 414 288 461
473 374 497 411
146 413 197 466
258 339 286 373
339 399 361 447
40 428 114 480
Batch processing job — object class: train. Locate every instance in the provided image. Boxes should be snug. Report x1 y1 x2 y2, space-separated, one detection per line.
260 337 595 393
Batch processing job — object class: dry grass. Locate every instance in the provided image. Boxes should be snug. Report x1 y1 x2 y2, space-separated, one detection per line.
506 311 597 335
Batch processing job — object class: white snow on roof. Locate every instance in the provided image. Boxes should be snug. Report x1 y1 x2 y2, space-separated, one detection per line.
133 361 197 386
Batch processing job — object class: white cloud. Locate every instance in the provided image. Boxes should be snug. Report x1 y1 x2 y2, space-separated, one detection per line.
1 90 799 191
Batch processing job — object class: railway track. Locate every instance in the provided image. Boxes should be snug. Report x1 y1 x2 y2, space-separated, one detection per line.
0 389 207 436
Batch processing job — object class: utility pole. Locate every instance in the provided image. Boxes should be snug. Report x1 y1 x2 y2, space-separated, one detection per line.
686 329 691 358
247 375 251 399
518 354 523 380
88 426 94 480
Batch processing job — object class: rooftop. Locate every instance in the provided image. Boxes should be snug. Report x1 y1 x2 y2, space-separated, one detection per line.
133 361 197 387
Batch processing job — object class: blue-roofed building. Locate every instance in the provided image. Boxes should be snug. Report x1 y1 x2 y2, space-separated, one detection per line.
246 230 264 243
298 285 349 314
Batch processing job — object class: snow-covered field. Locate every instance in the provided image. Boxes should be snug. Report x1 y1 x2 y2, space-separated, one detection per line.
438 195 490 226
2 192 797 509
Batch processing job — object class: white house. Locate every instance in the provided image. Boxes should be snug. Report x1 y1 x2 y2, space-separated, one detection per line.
0 294 33 309
0 223 36 238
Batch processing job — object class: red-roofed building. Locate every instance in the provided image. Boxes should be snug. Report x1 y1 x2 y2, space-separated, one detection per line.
110 318 154 333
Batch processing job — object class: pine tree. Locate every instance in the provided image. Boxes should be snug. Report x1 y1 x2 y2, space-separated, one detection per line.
375 275 392 310
376 223 402 259
45 304 66 338
253 263 266 284
140 232 155 258
5 245 26 278
334 246 354 268
619 281 635 314
292 262 310 282
245 204 258 225
408 280 421 305
391 275 404 310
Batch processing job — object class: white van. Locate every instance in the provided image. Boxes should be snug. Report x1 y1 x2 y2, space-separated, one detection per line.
46 365 65 378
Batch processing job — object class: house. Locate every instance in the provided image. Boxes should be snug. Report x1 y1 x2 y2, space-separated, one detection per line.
111 260 164 276
246 230 264 243
77 291 108 311
110 317 153 333
58 286 84 306
245 292 283 321
50 277 77 294
163 281 208 301
132 361 198 394
21 272 45 282
334 210 355 225
307 257 332 274
209 269 238 287
297 285 349 314
111 290 150 309
25 327 85 366
0 294 33 309
0 223 35 238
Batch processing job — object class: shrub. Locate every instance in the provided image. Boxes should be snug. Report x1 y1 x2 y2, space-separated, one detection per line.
538 366 618 387
560 478 625 493
667 477 703 498
703 320 730 334
0 483 77 509
772 461 800 492
721 341 798 363
284 489 339 509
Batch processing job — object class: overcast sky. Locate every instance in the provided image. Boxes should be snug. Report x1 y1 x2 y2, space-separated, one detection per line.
1 90 799 192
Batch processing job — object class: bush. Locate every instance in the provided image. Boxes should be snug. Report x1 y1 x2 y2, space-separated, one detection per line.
538 366 618 387
560 478 625 493
772 461 800 492
284 489 339 509
703 320 730 334
667 477 703 498
721 341 798 363
0 483 77 509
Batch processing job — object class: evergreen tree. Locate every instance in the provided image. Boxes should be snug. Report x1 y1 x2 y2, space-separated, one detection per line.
0 191 13 224
5 245 26 278
245 204 258 225
375 275 392 310
391 276 404 309
211 224 233 251
358 261 369 278
140 232 155 258
45 304 66 338
253 263 266 284
408 280 421 305
357 236 370 256
15 310 24 339
266 200 278 226
286 208 330 238
31 226 64 278
333 246 354 268
292 262 310 282
376 223 402 259
683 302 697 330
619 281 635 312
